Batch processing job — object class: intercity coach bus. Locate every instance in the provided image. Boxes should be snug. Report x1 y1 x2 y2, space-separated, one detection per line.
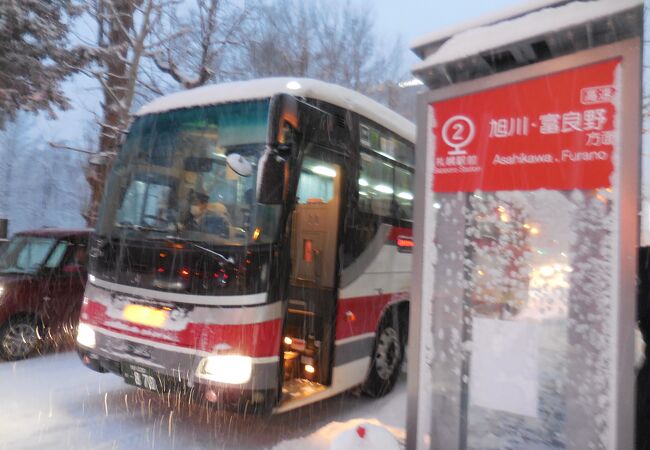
76 78 415 413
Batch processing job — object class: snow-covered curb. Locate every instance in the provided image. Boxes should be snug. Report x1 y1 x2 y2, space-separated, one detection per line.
270 418 404 450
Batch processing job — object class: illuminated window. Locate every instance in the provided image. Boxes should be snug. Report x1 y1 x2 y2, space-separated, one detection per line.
359 152 393 217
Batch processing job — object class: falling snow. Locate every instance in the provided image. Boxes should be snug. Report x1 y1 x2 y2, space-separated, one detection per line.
0 352 406 450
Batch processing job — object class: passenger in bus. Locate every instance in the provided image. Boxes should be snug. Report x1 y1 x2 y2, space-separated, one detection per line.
183 190 230 237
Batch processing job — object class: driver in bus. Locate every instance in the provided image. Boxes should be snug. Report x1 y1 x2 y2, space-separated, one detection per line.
183 190 230 237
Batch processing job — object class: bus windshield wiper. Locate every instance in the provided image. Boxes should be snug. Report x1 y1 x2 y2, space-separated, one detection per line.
158 235 234 265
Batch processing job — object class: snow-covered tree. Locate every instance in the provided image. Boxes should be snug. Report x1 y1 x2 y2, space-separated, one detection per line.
237 0 404 101
79 0 173 225
0 0 80 128
0 114 34 220
153 0 251 89
79 0 408 225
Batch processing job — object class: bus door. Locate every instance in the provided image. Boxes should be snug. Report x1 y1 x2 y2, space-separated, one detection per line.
284 150 343 388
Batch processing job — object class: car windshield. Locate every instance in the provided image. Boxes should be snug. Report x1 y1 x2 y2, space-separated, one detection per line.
0 236 57 274
95 100 281 245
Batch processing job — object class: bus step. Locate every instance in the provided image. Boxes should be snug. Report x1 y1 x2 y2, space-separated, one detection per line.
281 378 326 402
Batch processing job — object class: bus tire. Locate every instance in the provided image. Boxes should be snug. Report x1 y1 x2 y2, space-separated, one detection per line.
361 310 404 398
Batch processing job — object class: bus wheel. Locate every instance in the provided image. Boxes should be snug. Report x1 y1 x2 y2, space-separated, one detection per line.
362 311 404 398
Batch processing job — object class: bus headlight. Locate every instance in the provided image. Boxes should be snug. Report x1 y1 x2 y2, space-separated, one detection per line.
198 355 252 384
77 323 96 349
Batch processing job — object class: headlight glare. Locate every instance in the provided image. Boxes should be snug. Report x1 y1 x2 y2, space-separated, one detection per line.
199 354 252 384
77 323 96 348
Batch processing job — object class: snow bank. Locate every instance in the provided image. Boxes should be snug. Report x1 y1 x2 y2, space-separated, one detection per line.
271 418 404 450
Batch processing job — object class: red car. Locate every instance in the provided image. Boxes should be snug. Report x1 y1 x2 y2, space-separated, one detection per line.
0 228 91 360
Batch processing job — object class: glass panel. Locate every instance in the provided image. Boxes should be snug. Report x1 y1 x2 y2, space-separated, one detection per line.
0 236 56 274
296 157 336 204
395 167 413 219
44 242 69 268
429 189 612 449
359 152 393 217
96 100 280 244
116 180 172 228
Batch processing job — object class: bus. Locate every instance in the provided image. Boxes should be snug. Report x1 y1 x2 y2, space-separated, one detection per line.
76 78 415 413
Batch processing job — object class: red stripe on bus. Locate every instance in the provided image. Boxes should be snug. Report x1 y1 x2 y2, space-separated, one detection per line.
335 292 409 340
82 299 282 357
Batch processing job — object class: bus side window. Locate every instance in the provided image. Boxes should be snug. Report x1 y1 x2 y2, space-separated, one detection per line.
359 152 393 217
394 167 413 220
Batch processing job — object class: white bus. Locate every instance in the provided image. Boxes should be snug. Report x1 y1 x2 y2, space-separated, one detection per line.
76 78 415 413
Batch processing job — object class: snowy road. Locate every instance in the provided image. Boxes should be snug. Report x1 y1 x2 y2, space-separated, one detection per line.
0 352 406 450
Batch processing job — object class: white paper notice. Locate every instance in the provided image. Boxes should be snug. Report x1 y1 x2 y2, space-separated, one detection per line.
469 318 540 418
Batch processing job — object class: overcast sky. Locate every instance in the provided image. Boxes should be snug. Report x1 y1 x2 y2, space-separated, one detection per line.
367 0 524 47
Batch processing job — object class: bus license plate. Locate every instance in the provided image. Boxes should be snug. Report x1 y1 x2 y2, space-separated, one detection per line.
122 363 160 392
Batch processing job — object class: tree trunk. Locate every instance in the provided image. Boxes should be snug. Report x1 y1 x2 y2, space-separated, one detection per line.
84 0 138 226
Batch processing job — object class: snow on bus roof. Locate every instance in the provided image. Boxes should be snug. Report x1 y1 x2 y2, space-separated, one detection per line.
136 78 416 143
412 0 642 72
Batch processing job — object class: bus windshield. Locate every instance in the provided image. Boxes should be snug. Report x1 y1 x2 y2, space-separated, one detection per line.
96 100 280 245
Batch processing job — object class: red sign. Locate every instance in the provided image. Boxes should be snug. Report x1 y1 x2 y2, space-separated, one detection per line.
430 58 620 192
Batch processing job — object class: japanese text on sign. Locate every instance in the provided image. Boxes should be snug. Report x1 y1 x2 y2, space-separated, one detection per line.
430 59 620 192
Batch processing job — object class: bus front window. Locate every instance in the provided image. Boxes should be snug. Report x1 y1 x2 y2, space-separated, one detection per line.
97 100 280 245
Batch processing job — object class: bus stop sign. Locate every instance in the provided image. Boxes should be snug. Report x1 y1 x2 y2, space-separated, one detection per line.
431 59 620 193
409 39 641 450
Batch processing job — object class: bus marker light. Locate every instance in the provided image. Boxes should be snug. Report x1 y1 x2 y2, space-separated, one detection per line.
397 237 414 248
286 81 301 90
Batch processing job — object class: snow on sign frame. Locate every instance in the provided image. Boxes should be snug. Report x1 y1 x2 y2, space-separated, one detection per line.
409 40 641 450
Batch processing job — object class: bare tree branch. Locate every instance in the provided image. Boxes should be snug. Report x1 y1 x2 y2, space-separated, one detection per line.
49 142 98 155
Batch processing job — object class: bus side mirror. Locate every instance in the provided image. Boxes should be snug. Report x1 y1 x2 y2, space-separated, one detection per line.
256 146 287 204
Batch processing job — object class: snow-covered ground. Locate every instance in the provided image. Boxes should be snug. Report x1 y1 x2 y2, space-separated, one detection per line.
0 352 406 450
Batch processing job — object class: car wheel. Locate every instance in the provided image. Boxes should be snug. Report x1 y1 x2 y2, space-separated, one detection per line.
361 310 405 398
0 316 42 360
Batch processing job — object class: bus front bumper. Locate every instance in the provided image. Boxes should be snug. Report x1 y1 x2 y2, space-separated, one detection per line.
76 325 279 409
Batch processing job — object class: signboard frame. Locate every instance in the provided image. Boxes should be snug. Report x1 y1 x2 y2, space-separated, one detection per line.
407 38 641 450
